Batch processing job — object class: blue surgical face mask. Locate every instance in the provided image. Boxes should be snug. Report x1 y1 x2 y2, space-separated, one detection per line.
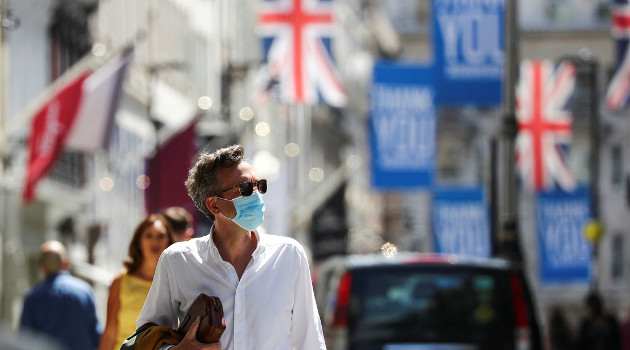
220 190 265 231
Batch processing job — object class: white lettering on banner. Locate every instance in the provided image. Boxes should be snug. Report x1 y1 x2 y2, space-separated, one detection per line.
434 0 504 12
38 100 62 156
439 15 459 63
436 2 504 79
540 200 590 269
445 65 503 79
435 202 489 256
375 113 435 169
373 84 433 111
372 85 435 170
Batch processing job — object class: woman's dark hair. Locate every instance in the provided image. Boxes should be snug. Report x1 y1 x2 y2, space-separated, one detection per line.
123 214 175 274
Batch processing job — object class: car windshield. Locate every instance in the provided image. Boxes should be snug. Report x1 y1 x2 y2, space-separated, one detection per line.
348 265 516 349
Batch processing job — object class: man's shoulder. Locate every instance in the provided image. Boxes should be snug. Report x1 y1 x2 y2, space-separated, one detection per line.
260 232 305 253
27 273 93 300
56 273 94 293
163 235 210 257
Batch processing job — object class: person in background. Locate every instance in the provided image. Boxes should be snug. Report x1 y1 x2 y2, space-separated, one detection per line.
548 306 575 350
162 206 195 242
620 306 630 350
98 214 176 350
20 240 101 350
577 291 622 350
137 144 326 349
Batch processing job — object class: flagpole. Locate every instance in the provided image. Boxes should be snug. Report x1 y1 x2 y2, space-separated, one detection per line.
495 0 522 261
294 103 310 245
589 57 600 290
0 0 6 320
0 0 5 177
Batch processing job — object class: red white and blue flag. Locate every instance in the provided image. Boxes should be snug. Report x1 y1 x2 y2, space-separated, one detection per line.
606 0 630 110
516 60 577 192
257 0 347 106
23 47 133 202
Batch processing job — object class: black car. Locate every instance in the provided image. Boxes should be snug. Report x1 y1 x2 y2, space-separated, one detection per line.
314 253 542 350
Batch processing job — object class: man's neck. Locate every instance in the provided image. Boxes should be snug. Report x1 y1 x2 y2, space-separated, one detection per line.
134 260 158 281
213 220 257 278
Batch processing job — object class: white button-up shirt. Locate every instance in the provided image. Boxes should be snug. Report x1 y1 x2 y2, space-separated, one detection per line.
137 227 326 350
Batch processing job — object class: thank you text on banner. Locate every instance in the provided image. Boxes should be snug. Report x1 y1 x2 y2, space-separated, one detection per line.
537 187 592 284
432 0 505 106
432 187 491 258
370 62 436 189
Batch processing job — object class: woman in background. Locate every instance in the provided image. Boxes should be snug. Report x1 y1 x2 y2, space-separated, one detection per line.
98 214 176 350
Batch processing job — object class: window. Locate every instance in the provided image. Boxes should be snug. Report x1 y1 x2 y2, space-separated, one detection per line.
47 0 94 188
520 0 609 30
612 145 623 188
569 137 590 185
49 0 93 79
438 136 465 182
350 267 515 347
612 234 624 282
378 0 430 34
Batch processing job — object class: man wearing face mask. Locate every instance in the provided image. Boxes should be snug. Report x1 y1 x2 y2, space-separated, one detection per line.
137 144 326 350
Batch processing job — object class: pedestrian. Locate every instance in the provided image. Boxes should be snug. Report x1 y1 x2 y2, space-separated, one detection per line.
548 306 575 350
98 214 176 350
577 291 622 350
162 206 195 242
19 240 101 350
136 144 326 349
619 307 630 350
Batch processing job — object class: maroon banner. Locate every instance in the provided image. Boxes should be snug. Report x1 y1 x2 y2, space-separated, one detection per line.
145 119 198 217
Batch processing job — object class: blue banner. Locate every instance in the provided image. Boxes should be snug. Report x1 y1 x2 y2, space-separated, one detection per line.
537 187 592 284
432 0 505 106
370 62 436 189
432 187 491 258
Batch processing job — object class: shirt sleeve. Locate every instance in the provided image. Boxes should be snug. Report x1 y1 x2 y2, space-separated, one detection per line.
87 289 102 348
290 245 327 350
19 294 36 330
137 252 178 329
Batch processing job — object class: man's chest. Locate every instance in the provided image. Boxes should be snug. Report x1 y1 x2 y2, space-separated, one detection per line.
174 256 297 313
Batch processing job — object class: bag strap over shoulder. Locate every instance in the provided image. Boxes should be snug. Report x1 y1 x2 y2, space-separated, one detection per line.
119 322 158 350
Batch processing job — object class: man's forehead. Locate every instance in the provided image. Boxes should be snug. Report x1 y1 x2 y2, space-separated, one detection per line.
217 162 256 182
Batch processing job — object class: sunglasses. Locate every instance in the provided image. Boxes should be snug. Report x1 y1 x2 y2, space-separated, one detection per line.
220 179 267 197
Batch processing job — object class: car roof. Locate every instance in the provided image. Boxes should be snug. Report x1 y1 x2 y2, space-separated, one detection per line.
321 252 516 272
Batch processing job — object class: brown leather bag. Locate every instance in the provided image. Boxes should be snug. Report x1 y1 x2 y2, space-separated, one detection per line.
176 294 226 343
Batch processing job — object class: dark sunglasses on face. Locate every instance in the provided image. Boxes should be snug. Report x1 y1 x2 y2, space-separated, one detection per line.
220 179 267 197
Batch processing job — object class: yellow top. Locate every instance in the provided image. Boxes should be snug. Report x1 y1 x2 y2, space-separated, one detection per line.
115 272 153 350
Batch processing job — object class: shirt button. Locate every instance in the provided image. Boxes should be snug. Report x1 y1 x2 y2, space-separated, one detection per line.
237 342 242 347
237 315 242 320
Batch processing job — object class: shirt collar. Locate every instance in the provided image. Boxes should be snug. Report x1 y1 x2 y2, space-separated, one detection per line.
207 225 266 263
45 270 68 281
251 229 266 258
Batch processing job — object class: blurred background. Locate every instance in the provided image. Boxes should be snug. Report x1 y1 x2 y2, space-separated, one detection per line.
0 0 626 344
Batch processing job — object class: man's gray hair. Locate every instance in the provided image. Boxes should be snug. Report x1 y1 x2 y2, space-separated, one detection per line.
185 144 245 220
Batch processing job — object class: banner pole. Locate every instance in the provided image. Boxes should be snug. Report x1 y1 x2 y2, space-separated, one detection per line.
495 0 522 261
0 0 7 320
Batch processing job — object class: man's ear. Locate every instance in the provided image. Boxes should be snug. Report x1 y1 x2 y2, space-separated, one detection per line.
184 227 194 240
205 197 220 215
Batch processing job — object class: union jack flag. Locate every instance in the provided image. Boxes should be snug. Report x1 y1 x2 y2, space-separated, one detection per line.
516 60 577 191
257 0 347 106
606 0 630 110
